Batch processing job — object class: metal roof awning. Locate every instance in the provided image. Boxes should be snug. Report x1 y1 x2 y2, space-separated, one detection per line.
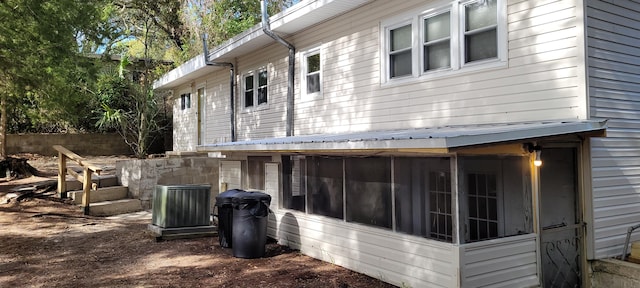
197 120 607 154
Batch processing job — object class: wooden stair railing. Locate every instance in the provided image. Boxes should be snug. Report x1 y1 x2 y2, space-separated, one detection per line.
53 145 103 215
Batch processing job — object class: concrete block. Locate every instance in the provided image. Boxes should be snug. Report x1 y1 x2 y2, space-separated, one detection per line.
88 199 143 216
68 186 129 204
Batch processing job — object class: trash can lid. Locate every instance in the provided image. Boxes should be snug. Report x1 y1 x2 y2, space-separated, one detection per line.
215 189 245 205
231 190 271 205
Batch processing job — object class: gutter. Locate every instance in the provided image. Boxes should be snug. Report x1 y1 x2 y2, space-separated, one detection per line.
203 35 236 142
261 0 295 137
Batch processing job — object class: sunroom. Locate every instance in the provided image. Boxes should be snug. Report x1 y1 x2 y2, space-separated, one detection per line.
202 120 606 287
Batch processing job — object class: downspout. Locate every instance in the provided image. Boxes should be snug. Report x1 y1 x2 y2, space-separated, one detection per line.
261 0 295 137
202 35 236 142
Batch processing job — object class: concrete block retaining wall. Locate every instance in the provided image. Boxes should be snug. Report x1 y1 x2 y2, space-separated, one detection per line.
116 157 220 210
7 133 132 156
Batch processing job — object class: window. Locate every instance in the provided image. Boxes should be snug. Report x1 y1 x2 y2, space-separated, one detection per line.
244 74 254 108
382 0 504 82
243 68 268 108
467 173 499 241
180 93 191 110
395 157 452 242
345 158 392 228
389 24 413 78
257 69 267 105
423 12 451 71
302 48 322 98
282 156 306 212
307 157 343 219
462 156 533 243
463 0 498 63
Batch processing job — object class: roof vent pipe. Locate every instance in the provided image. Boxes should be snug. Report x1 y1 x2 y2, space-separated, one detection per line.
202 34 236 142
261 0 295 137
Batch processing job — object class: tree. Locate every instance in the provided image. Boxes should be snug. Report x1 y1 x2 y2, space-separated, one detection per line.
0 0 109 157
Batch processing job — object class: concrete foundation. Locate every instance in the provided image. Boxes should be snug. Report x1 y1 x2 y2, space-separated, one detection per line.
591 259 640 288
116 156 220 210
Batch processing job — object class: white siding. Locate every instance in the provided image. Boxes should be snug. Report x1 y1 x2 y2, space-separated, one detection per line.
189 0 590 140
268 209 458 288
587 0 640 259
459 234 539 288
219 161 241 189
172 84 197 152
235 44 289 141
203 72 233 144
286 0 587 136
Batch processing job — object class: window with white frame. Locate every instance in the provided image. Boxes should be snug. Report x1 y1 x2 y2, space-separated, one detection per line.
180 93 191 110
243 68 268 108
383 0 504 82
388 23 413 78
302 48 322 98
423 11 451 71
244 73 254 108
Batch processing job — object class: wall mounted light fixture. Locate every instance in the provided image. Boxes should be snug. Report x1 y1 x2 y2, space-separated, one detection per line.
526 143 543 167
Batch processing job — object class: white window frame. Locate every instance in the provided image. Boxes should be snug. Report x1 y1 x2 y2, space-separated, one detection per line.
242 66 269 111
381 0 506 85
301 46 323 100
420 8 454 74
179 91 191 111
383 19 417 81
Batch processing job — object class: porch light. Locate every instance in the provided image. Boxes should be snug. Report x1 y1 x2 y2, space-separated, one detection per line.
534 149 542 167
526 143 543 167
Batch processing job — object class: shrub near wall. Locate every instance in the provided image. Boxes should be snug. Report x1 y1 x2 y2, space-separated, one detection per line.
7 133 133 156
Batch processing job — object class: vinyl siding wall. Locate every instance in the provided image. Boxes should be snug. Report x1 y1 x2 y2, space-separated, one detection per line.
587 0 640 259
268 210 459 288
173 0 588 147
459 234 539 287
287 0 587 136
202 72 233 144
173 83 197 151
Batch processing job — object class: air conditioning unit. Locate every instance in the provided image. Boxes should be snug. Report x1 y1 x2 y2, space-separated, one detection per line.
149 185 216 240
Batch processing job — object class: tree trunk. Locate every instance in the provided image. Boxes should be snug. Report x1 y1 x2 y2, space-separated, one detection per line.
0 93 6 159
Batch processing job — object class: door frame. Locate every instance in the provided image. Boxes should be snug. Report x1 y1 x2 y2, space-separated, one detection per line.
196 85 205 145
534 142 588 287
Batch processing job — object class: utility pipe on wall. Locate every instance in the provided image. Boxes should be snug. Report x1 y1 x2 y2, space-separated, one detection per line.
261 0 295 137
202 35 236 142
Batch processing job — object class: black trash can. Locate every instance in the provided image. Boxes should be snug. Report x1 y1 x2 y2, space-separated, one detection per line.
231 191 271 258
214 189 244 248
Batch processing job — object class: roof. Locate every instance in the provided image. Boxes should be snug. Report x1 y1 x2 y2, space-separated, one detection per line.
196 120 608 153
153 0 373 90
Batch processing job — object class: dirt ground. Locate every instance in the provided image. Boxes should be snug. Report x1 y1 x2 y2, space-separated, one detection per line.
0 154 395 288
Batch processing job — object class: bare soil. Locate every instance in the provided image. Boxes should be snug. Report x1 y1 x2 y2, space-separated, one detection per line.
0 154 395 288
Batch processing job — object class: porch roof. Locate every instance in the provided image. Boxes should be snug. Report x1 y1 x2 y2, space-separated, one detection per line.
196 120 607 154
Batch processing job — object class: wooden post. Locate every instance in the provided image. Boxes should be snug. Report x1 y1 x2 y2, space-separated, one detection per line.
82 167 91 215
58 152 67 198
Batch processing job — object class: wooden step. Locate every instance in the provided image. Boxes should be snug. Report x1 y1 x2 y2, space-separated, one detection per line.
68 186 128 204
87 199 143 217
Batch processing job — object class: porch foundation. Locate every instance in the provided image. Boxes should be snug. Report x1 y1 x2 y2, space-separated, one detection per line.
591 259 640 288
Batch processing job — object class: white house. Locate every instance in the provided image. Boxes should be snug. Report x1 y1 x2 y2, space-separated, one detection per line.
154 0 640 287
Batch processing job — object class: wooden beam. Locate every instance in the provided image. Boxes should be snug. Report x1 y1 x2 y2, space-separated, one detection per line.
57 151 67 198
82 167 92 215
52 145 103 174
67 168 84 183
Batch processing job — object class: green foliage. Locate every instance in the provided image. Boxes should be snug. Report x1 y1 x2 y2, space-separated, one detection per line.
0 0 109 134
